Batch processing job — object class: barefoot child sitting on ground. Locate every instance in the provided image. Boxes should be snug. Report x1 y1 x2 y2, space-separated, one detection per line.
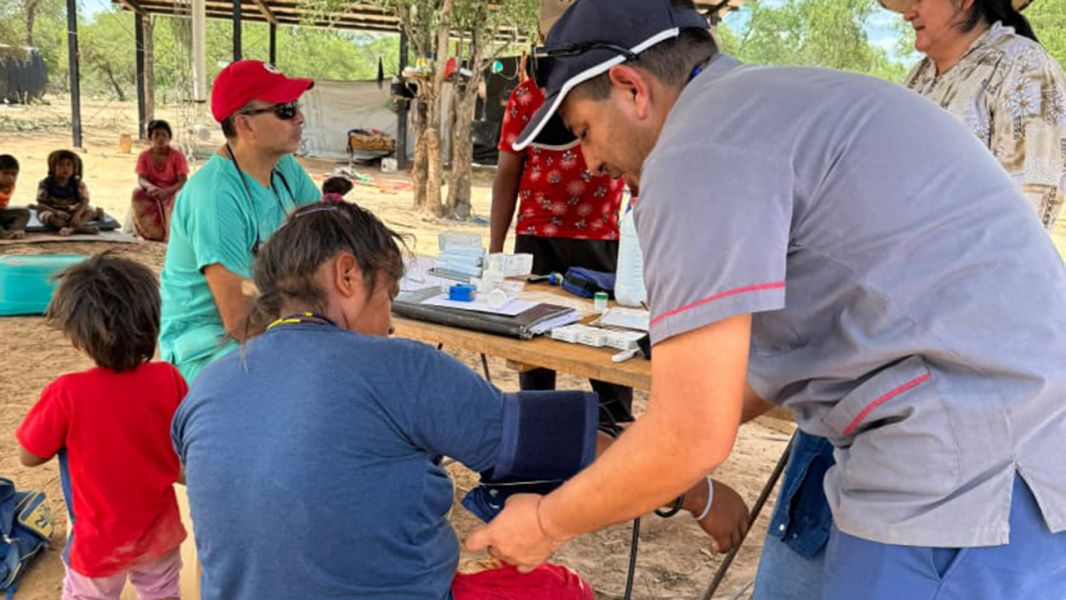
35 150 101 236
17 254 188 600
0 154 30 240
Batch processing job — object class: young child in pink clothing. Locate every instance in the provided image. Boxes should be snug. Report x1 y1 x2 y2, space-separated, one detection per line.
132 119 189 241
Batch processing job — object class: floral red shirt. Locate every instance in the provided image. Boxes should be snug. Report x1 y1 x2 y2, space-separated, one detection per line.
498 79 624 240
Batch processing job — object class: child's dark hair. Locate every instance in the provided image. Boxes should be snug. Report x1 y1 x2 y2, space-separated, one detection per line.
47 254 160 372
246 201 408 335
322 176 353 197
47 149 82 178
147 119 173 139
0 154 19 173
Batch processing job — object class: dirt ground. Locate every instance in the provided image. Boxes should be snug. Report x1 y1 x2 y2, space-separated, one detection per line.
1 98 1063 600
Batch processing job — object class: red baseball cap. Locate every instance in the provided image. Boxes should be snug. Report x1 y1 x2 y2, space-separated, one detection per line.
210 60 314 123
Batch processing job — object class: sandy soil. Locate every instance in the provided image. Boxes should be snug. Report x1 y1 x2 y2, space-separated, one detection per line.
2 98 1063 600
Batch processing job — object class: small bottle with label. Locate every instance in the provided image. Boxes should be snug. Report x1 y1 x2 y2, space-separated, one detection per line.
593 291 609 314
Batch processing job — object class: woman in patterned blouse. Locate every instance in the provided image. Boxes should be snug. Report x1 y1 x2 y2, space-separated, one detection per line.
884 0 1066 232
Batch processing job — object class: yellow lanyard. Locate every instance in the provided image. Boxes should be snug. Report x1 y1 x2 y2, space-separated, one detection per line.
266 312 333 331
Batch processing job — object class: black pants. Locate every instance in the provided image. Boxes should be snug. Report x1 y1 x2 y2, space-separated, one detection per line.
515 235 634 427
0 207 30 235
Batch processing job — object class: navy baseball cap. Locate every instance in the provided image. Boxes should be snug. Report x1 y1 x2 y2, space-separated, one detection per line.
514 0 708 151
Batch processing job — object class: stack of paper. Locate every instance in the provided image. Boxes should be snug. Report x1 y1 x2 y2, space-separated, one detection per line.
401 256 454 292
486 253 534 277
431 231 486 281
530 312 581 335
596 307 650 332
435 245 484 279
422 293 536 316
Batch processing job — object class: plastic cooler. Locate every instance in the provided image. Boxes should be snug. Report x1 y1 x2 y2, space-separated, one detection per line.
0 254 87 316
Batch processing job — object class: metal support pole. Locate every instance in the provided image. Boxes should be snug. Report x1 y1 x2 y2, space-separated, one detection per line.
66 0 82 148
135 12 147 140
232 0 242 61
701 432 797 600
395 30 410 170
269 22 277 65
192 0 207 102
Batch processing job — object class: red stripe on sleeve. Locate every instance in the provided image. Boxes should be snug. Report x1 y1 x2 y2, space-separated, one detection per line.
650 281 786 327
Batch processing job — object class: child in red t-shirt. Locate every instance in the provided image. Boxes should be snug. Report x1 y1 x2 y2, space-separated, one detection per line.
17 254 188 600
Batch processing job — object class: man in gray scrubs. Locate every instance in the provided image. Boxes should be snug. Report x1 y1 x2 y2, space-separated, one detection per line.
466 0 1066 597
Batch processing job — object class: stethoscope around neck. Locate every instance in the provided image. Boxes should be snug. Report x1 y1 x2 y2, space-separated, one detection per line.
226 143 294 256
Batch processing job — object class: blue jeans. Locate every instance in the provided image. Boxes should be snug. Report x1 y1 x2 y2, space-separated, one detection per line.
751 532 825 600
824 474 1066 599
751 432 834 600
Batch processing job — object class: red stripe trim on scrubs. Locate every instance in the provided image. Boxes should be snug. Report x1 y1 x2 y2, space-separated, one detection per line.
650 281 786 327
842 373 932 436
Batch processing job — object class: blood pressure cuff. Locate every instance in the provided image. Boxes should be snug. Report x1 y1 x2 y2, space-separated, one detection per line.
462 390 598 522
561 267 616 299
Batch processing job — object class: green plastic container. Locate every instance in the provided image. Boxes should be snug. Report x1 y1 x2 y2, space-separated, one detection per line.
0 254 87 316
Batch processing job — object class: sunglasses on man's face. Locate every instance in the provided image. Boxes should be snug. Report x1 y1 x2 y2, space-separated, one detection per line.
239 101 300 120
531 42 638 88
533 42 638 62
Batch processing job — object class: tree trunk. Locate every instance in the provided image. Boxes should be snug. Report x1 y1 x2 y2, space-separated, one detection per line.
446 25 486 220
395 3 429 212
411 99 430 210
25 0 41 47
445 88 477 219
103 64 127 101
413 83 439 215
424 130 444 217
144 17 155 122
419 0 454 218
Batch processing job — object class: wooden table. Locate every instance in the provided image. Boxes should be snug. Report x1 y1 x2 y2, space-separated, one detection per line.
392 287 793 425
392 306 651 390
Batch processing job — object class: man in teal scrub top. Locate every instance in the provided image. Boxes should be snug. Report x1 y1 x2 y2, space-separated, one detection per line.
159 60 321 383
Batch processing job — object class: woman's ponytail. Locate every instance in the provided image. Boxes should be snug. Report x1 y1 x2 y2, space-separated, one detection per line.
965 0 1038 43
